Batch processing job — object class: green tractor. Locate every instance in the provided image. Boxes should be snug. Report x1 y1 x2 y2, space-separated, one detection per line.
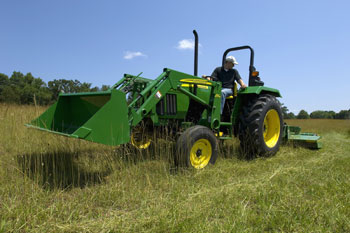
27 30 321 169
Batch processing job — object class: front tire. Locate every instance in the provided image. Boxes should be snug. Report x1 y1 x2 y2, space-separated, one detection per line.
130 121 153 150
175 126 218 169
130 128 152 150
239 94 283 157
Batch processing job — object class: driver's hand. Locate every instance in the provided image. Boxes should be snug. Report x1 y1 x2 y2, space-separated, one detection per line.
202 75 212 81
240 84 247 89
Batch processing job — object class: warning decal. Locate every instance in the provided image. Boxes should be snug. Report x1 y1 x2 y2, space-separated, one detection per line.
155 91 162 99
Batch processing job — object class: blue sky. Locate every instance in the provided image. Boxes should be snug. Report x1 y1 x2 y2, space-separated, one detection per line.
1 0 349 114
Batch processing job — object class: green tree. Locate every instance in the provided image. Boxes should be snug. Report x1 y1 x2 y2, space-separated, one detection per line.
1 71 111 105
335 110 350 119
101 85 110 91
281 103 289 119
310 110 336 119
310 111 326 119
325 111 336 119
20 73 52 104
0 73 9 85
9 71 25 88
0 72 52 104
286 112 296 119
0 72 24 103
297 110 310 119
79 82 92 92
0 73 9 97
48 79 95 101
90 86 99 92
0 85 20 103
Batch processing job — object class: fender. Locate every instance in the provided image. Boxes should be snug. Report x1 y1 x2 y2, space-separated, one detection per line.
238 86 282 97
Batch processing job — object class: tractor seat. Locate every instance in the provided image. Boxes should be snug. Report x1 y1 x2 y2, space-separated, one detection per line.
225 83 238 99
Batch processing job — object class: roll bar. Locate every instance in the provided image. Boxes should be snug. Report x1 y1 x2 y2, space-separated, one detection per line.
192 30 260 86
222 46 257 86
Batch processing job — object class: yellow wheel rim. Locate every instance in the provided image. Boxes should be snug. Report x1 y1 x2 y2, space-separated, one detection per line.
263 109 280 148
190 139 212 169
131 130 151 149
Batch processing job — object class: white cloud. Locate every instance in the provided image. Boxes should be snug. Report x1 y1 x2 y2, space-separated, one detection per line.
176 39 195 50
123 51 147 60
176 39 202 50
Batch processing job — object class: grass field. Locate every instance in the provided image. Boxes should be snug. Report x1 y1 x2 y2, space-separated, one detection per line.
1 104 350 232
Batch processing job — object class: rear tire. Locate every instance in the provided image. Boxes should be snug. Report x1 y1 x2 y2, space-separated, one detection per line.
239 94 283 157
175 126 218 169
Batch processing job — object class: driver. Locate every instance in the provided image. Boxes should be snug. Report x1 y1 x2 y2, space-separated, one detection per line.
202 56 247 114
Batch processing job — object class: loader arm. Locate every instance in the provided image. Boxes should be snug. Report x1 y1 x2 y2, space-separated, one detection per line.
128 68 221 128
129 71 170 126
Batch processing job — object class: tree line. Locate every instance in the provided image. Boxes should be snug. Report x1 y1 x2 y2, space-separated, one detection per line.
1 71 349 119
282 104 350 120
0 71 110 105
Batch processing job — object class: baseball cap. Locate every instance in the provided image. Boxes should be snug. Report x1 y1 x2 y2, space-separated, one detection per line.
226 56 238 65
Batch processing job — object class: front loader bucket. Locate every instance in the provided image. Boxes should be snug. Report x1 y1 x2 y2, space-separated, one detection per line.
26 90 130 146
283 125 322 149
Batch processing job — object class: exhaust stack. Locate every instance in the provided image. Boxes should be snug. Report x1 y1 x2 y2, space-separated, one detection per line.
193 30 198 76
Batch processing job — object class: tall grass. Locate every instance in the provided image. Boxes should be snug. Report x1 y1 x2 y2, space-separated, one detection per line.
285 118 350 134
1 104 350 232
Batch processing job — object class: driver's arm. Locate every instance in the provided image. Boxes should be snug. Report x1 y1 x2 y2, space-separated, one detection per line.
209 68 219 81
202 68 219 81
234 69 247 89
238 79 247 89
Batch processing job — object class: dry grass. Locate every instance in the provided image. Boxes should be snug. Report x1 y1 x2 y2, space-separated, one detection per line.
1 104 350 232
285 119 350 134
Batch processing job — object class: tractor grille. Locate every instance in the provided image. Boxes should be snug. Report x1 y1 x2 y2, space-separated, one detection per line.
156 99 165 115
166 94 177 115
156 94 177 116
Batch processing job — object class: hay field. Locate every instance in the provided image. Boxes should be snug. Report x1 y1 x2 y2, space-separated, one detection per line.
1 104 350 232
